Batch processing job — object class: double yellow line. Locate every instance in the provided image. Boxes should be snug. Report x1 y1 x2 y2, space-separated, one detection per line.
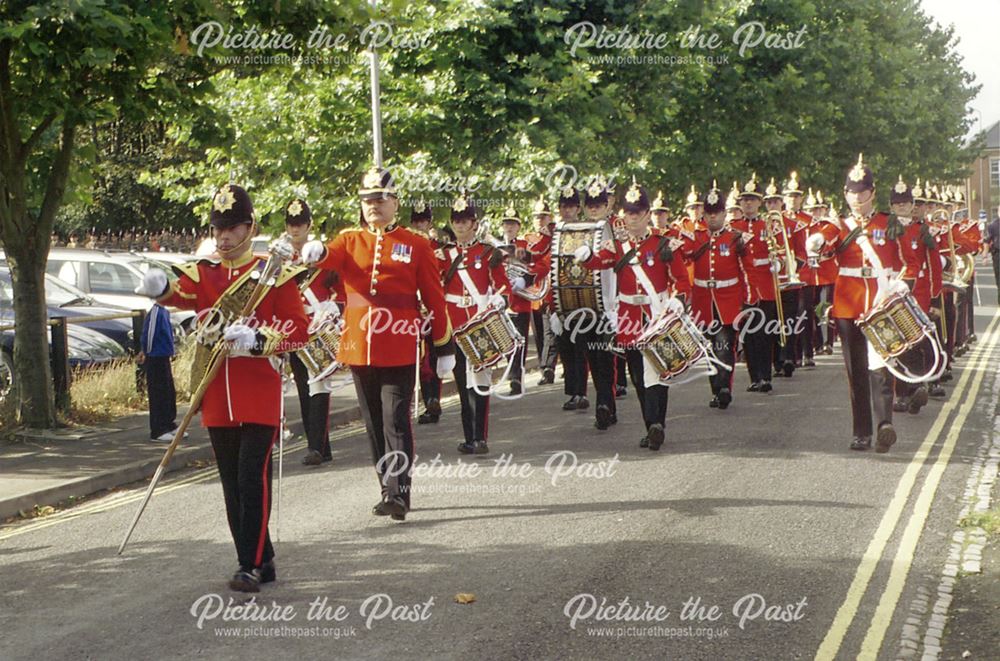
815 310 1000 660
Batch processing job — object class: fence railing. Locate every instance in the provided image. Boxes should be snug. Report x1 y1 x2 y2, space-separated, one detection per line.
0 310 145 413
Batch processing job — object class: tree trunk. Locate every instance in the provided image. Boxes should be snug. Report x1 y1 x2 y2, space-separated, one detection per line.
8 249 54 427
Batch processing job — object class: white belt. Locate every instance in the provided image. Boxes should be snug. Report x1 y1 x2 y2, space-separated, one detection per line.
752 257 771 267
694 277 739 289
838 266 889 279
618 293 651 305
445 293 479 308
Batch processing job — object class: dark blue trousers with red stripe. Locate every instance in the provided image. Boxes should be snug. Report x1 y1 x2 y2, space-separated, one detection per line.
209 424 276 570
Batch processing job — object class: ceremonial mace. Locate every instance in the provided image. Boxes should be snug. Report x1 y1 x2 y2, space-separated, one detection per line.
117 245 288 555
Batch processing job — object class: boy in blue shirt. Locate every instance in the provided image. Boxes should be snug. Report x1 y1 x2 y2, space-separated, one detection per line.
139 302 179 441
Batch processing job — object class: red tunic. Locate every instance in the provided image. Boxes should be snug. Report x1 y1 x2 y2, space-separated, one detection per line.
679 228 747 326
501 237 534 314
815 212 912 319
437 241 511 329
898 220 942 312
582 232 691 346
315 224 452 367
161 254 309 428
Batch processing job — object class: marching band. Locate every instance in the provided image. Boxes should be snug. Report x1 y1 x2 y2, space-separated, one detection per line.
133 157 986 592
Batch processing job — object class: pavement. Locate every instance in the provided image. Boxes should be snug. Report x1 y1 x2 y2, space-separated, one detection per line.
0 267 998 660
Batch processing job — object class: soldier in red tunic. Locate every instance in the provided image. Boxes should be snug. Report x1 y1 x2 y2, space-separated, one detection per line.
137 184 310 592
780 172 811 373
497 205 532 396
437 193 512 454
889 177 941 414
735 174 777 393
301 169 455 521
576 180 690 449
409 200 445 425
678 183 748 409
283 198 338 466
806 155 919 452
525 196 558 385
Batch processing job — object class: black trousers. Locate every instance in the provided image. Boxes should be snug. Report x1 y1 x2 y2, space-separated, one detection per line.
895 337 934 398
351 364 416 507
209 424 276 570
707 315 736 396
453 350 490 443
776 289 799 367
936 293 957 361
289 352 331 458
144 355 177 438
816 284 836 348
556 329 588 397
509 311 531 384
836 318 893 438
624 348 668 429
576 324 616 412
743 301 776 383
419 338 441 406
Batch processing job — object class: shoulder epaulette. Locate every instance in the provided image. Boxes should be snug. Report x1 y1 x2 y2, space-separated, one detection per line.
172 260 205 283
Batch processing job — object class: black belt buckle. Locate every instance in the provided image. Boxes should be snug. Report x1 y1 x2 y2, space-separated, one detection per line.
861 266 872 278
706 279 717 289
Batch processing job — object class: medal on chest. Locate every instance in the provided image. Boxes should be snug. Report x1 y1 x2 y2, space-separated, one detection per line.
391 243 413 263
871 228 886 245
719 242 730 256
474 254 483 269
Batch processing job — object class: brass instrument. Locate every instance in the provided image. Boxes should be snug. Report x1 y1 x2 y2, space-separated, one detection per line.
763 211 804 346
933 209 968 292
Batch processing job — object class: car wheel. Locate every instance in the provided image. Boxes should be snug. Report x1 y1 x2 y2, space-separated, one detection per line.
0 350 13 404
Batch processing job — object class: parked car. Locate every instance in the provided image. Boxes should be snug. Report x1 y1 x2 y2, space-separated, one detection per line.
0 266 134 350
111 251 195 276
34 248 196 334
0 286 127 405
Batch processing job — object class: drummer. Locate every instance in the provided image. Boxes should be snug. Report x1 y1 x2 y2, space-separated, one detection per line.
438 193 513 454
804 154 918 453
574 179 690 449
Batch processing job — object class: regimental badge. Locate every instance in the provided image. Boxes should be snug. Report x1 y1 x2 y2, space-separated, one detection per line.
453 197 468 212
894 177 908 194
533 196 548 214
765 179 778 196
213 186 236 213
391 243 413 263
287 199 303 217
562 185 575 199
363 168 383 189
625 183 641 204
707 190 719 205
587 180 604 198
686 185 699 205
413 199 427 213
848 154 866 182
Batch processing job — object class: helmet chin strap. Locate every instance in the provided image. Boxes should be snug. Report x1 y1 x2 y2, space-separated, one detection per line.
217 221 255 260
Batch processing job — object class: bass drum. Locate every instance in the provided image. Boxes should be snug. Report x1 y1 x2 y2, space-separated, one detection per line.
551 220 617 319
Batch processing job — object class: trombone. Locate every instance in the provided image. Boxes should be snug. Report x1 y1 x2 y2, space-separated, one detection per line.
763 211 803 347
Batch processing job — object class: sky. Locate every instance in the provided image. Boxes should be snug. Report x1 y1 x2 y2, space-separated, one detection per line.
919 0 1000 137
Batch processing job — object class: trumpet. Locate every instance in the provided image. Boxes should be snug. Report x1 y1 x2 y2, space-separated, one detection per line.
763 211 804 347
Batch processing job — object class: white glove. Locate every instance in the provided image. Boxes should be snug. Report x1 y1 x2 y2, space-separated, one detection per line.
887 279 911 296
573 245 592 263
314 300 340 319
805 233 825 257
489 294 506 310
436 353 456 379
223 322 258 355
300 240 326 265
512 276 526 291
269 237 294 261
550 312 562 336
135 268 169 298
